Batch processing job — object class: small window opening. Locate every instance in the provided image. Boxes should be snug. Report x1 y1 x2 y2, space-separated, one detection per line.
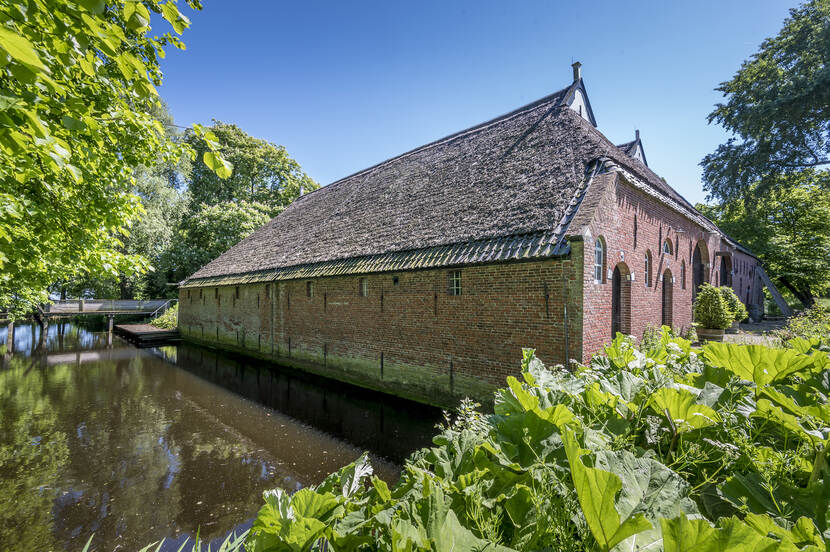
265 284 270 299
214 288 218 299
645 250 653 287
448 270 462 296
359 278 368 297
306 281 314 298
392 276 399 286
594 238 605 282
681 260 687 290
235 286 240 299
663 239 672 256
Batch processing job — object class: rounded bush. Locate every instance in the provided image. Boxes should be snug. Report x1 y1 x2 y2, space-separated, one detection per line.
693 283 733 330
719 286 748 323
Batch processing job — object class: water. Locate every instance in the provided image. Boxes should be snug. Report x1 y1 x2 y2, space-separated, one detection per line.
0 322 441 551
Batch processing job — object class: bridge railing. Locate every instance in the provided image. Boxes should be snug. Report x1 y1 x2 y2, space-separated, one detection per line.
46 299 170 313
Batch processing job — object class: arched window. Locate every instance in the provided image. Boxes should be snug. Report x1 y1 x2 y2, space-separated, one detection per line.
594 238 605 282
680 260 687 289
663 239 672 256
645 250 653 287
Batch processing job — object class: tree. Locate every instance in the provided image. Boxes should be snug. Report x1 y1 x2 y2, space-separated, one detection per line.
701 0 830 200
160 201 272 284
186 122 317 215
697 171 830 307
0 0 228 318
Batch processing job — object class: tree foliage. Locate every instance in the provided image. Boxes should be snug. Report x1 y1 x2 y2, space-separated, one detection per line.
160 201 272 284
698 172 830 307
0 0 229 318
186 122 317 215
701 0 830 199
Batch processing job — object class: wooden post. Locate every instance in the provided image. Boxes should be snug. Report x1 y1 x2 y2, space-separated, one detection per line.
6 322 13 354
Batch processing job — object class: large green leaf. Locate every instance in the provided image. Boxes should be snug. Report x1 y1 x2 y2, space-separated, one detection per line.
649 387 721 433
562 430 652 552
703 343 816 387
594 449 699 550
0 26 47 72
203 151 234 179
316 452 373 498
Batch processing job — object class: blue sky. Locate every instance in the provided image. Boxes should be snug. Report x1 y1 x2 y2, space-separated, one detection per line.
158 0 795 206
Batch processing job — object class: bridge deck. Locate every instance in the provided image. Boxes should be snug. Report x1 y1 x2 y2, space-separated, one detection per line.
46 300 171 315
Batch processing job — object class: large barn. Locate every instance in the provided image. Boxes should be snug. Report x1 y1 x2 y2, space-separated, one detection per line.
178 64 773 406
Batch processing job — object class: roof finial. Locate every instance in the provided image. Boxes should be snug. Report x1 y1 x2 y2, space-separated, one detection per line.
572 61 582 82
635 129 640 141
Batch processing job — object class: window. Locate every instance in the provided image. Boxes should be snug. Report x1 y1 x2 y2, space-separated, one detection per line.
359 278 368 297
265 284 270 299
681 260 687 289
215 288 219 299
393 276 399 286
306 281 314 298
645 250 652 287
594 238 605 282
235 286 240 299
448 270 462 296
663 239 672 256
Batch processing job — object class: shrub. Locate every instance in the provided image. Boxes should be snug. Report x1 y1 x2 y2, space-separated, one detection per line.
774 304 830 342
149 303 178 330
242 338 829 551
693 283 732 329
718 285 748 323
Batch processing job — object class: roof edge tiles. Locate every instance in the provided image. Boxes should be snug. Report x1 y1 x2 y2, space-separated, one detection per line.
180 228 570 288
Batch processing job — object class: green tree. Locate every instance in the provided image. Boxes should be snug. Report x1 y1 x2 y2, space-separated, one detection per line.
698 171 830 307
701 0 830 199
0 0 228 318
161 201 272 283
186 121 317 214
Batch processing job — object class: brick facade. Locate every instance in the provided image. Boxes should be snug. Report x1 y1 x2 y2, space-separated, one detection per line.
180 248 584 408
579 173 762 360
179 171 763 406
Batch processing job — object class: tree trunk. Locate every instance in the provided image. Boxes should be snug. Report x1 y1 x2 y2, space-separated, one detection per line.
777 276 814 308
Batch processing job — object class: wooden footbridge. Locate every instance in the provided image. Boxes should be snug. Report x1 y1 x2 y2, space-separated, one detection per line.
46 299 173 316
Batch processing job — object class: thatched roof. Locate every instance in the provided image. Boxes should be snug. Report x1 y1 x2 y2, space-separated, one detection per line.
182 80 716 287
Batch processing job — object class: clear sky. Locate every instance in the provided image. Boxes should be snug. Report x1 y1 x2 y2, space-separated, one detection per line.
158 0 795 206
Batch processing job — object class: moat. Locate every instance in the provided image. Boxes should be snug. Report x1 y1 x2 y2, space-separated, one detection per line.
0 321 441 551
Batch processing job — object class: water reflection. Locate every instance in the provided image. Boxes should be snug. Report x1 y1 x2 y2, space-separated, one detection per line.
0 322 440 551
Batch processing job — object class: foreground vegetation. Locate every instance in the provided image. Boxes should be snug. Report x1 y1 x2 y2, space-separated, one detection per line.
201 322 825 551
149 303 178 330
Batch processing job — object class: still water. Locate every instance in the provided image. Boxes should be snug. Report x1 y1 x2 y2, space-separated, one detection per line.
0 322 441 551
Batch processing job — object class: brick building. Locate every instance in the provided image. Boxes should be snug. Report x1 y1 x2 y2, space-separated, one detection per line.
179 64 772 407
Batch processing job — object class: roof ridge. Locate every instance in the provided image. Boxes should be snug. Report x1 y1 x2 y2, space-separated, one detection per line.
297 84 576 201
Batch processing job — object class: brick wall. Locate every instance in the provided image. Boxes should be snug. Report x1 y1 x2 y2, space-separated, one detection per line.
579 172 761 360
179 251 584 408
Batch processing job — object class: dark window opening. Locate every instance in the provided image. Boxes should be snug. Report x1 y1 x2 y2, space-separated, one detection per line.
306 281 314 298
235 286 240 299
393 276 399 286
